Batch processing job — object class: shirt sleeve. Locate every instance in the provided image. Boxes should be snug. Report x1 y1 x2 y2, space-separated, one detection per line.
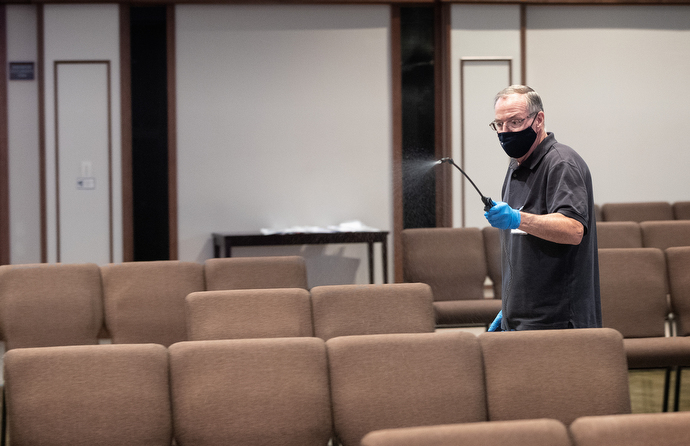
545 158 590 234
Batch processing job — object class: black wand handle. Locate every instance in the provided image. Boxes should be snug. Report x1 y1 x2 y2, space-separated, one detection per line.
438 158 494 211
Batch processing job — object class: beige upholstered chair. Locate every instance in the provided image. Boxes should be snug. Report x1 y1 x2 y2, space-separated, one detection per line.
361 419 571 446
204 255 308 291
596 221 643 248
481 226 502 300
479 328 631 425
640 220 690 250
169 337 332 446
601 201 673 222
0 263 103 350
598 248 670 338
673 201 690 220
326 331 487 446
4 344 171 446
101 260 204 346
310 283 435 341
185 288 313 340
570 412 690 446
598 248 690 411
401 228 500 327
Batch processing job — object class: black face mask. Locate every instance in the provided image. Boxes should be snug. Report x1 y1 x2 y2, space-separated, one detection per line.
497 115 538 159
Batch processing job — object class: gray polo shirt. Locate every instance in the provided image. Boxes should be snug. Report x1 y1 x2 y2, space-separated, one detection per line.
500 132 601 330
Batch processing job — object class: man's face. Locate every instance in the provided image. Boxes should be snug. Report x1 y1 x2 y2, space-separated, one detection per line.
493 94 533 133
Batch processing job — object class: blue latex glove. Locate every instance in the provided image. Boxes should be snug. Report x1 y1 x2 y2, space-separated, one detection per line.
484 201 521 230
488 310 503 332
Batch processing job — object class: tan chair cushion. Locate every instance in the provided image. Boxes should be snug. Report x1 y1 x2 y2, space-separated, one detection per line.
327 331 487 446
433 299 503 326
479 328 631 425
641 220 690 250
310 283 435 341
185 288 313 340
4 344 171 446
570 412 690 446
402 228 487 302
624 336 690 368
601 201 673 222
596 221 643 249
169 337 332 446
204 255 308 290
361 419 571 446
0 263 103 350
101 260 204 346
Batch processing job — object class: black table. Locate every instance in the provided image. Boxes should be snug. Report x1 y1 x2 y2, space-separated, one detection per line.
212 231 389 284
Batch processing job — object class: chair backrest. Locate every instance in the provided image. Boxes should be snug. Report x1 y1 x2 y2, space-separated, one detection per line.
640 220 690 250
666 246 690 337
598 248 669 338
601 201 673 222
310 283 435 341
4 344 171 446
482 226 502 300
204 255 308 291
169 337 332 446
185 288 313 340
673 201 690 220
101 260 205 346
478 328 631 426
596 221 643 248
0 263 103 350
361 419 571 446
570 412 690 446
326 331 487 446
401 228 487 302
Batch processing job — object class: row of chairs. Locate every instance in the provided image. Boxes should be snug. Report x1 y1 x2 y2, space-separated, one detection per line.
597 220 690 249
402 221 690 328
596 200 690 222
5 328 641 446
186 283 434 342
362 413 690 446
0 256 310 349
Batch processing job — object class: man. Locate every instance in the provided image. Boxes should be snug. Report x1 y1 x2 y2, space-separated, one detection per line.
484 85 601 331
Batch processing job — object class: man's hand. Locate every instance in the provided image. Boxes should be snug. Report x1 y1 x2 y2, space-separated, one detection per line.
485 201 521 230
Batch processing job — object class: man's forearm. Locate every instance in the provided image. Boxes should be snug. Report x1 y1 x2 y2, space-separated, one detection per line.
518 212 584 245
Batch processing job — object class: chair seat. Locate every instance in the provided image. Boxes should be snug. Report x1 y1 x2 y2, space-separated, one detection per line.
434 299 502 326
624 337 690 369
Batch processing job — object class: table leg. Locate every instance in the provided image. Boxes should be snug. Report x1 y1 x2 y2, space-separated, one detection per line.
381 239 388 283
367 242 375 284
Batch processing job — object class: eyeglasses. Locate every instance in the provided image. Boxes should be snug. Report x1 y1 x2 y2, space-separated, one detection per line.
489 112 537 132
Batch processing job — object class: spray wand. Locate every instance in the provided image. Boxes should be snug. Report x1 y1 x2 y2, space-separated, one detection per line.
437 157 494 212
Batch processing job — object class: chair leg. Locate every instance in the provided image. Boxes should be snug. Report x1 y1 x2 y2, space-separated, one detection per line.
663 367 672 412
674 366 683 412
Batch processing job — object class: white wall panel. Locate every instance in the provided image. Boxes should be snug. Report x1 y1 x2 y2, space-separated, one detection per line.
55 62 111 264
176 5 392 286
526 5 690 205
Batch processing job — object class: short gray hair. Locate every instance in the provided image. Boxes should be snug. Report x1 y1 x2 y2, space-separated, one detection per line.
494 85 544 115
